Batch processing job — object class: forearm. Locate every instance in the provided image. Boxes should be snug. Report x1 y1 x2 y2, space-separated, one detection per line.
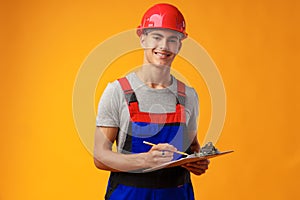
94 126 152 172
94 148 148 172
94 126 180 172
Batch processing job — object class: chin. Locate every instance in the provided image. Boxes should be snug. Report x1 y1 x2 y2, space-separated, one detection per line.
153 62 171 68
153 58 174 68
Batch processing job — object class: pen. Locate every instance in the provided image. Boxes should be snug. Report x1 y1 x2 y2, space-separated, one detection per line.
143 141 189 156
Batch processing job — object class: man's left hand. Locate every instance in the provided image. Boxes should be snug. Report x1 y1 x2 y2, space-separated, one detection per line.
182 159 210 176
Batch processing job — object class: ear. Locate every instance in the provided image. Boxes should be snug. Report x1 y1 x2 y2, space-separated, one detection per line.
140 34 146 48
176 41 182 54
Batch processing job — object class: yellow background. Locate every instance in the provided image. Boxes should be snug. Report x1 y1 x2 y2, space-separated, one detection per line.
1 0 299 199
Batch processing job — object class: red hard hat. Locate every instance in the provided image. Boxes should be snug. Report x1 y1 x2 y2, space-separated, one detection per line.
137 3 188 39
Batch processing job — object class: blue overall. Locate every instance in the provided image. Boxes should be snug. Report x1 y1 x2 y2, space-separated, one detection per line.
105 77 195 200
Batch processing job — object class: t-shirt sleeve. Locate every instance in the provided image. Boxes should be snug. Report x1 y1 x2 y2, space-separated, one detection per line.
187 88 199 132
96 82 121 127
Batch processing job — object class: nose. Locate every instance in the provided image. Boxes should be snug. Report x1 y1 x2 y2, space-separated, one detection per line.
158 38 169 51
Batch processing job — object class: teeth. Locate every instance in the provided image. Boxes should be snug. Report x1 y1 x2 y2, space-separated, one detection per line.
155 52 169 57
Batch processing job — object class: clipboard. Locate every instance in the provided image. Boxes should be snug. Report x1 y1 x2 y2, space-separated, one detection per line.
143 150 234 173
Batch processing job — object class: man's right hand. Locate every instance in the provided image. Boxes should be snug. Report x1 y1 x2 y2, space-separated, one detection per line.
145 143 177 167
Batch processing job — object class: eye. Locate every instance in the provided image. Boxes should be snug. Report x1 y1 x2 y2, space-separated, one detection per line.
168 37 180 43
168 39 177 43
153 36 161 40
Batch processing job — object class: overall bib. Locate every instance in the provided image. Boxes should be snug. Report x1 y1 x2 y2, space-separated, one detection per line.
105 77 195 200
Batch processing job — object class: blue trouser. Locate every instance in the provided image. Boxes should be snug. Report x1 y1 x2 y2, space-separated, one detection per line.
107 182 194 200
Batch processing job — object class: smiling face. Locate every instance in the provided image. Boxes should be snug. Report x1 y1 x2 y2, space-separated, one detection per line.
140 29 182 68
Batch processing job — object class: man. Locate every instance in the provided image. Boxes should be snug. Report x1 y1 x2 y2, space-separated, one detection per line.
94 3 209 200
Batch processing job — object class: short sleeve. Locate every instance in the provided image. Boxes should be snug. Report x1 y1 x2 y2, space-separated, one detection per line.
96 82 121 127
186 88 199 132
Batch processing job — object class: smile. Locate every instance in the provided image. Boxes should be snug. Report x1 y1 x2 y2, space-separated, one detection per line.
154 50 172 58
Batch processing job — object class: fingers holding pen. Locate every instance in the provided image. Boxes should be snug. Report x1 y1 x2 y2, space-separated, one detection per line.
143 141 177 154
150 143 176 159
151 143 177 153
150 149 173 158
146 143 176 167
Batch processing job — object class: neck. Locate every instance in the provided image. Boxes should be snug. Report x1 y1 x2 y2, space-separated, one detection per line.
136 64 172 89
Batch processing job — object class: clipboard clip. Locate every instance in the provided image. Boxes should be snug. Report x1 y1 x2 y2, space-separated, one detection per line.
195 142 220 157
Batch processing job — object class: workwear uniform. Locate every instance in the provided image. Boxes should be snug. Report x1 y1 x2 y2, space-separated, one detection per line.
104 77 195 200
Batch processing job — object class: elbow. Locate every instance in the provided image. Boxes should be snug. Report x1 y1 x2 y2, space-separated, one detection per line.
94 151 115 171
93 145 108 170
93 157 107 170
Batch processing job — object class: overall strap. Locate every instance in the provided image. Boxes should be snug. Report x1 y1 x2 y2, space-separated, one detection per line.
118 77 137 104
118 77 186 106
177 80 186 106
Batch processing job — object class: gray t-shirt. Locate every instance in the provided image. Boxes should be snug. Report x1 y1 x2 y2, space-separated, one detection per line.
96 72 199 152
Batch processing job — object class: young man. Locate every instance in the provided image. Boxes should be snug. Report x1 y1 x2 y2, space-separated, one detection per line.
94 3 209 200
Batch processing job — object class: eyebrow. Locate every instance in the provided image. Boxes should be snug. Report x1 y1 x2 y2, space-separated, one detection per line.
150 33 180 40
150 33 164 37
